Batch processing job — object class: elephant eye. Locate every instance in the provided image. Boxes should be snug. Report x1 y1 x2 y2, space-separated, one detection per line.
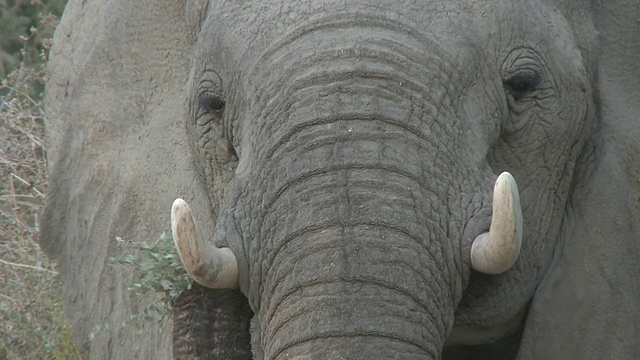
199 95 226 114
504 70 541 101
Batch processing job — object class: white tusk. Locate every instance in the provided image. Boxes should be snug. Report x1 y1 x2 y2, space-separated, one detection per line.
171 198 238 288
470 172 523 274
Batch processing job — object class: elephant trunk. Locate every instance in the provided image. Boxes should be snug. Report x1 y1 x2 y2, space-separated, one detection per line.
259 228 453 359
247 109 469 358
235 29 498 356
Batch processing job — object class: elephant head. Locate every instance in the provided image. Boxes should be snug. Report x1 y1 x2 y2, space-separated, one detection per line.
40 0 640 359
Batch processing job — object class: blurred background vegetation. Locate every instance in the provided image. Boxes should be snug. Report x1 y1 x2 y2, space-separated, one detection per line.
1 0 67 98
0 1 85 359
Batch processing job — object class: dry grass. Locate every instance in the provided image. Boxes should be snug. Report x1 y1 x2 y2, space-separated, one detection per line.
0 36 84 360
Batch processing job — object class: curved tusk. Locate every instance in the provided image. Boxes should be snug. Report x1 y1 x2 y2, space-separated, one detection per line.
470 172 523 274
171 198 238 288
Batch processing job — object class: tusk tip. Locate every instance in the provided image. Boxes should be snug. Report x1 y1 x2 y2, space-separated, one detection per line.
171 198 189 216
495 172 518 194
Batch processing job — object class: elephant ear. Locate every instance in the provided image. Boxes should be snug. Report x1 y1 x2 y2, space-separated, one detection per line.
518 1 640 358
41 0 218 358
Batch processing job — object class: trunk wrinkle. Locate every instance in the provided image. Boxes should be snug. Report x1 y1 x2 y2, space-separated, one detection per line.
273 335 437 360
260 164 440 219
265 278 439 334
264 281 445 359
262 113 440 163
263 222 450 307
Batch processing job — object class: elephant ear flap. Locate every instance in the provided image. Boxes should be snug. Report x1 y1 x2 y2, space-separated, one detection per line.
518 2 640 357
39 0 216 358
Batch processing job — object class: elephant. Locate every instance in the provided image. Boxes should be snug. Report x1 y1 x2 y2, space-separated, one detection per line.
40 0 640 359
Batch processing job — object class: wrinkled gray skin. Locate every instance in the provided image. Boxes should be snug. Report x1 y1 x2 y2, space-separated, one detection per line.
40 0 640 359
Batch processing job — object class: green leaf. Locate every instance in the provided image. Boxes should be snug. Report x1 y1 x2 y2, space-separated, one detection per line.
110 231 191 322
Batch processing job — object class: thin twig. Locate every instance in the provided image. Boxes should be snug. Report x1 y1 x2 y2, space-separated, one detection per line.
0 292 18 303
10 173 44 197
0 84 17 113
0 258 58 275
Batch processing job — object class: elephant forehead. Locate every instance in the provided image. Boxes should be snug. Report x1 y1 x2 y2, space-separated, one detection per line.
199 0 504 62
195 0 567 86
214 0 497 34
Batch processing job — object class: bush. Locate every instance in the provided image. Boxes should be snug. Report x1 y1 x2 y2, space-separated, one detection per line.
0 0 66 99
0 1 83 358
0 60 83 359
109 233 192 322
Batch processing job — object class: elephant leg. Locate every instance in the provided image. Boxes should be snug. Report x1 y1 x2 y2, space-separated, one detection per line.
173 285 253 359
442 326 523 360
